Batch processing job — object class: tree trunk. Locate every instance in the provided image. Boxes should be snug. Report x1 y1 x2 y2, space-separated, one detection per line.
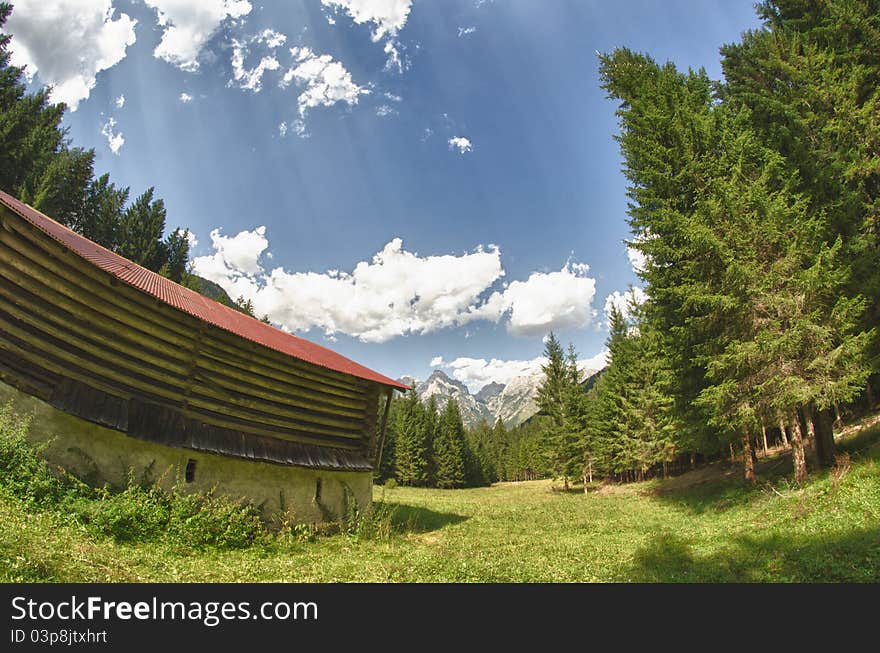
729 442 736 463
800 406 820 468
790 412 808 485
743 432 756 483
799 407 813 442
811 406 837 468
867 380 875 410
833 401 841 427
761 421 769 457
778 419 789 448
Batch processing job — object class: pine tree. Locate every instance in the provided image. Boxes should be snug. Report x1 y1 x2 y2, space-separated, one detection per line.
27 147 95 228
117 188 168 270
599 48 726 463
490 418 509 481
78 174 129 249
434 399 467 489
161 228 191 283
536 332 581 488
393 388 430 486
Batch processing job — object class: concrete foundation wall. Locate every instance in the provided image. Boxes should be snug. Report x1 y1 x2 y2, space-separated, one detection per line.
0 380 373 523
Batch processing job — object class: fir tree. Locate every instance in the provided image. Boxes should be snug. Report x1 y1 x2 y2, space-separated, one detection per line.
536 332 581 488
394 389 430 486
434 400 467 489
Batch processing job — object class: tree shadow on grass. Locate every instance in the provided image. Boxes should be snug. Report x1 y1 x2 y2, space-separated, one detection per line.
649 469 770 516
629 528 880 582
650 425 880 516
838 422 880 460
379 502 468 534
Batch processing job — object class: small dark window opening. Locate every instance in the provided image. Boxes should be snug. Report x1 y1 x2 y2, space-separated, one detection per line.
185 459 196 483
314 478 322 502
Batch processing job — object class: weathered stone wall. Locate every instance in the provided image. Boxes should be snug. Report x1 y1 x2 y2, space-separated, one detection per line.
0 380 373 523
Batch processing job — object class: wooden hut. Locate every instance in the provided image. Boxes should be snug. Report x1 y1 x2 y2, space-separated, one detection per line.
0 190 407 521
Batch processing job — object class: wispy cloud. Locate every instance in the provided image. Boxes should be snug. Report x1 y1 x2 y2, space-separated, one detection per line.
100 117 124 154
229 28 287 92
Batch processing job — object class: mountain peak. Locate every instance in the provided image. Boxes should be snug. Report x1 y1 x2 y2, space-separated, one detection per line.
475 382 505 403
419 369 470 397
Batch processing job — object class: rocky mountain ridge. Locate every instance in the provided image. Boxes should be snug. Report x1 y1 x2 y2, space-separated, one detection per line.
399 366 602 428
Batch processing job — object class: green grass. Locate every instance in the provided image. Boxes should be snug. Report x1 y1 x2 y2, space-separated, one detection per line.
2 414 879 582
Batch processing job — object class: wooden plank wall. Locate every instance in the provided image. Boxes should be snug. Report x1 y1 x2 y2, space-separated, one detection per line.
0 207 383 471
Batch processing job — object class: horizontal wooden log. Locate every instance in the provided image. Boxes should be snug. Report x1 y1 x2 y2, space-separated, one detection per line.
0 321 364 447
2 215 372 392
0 295 365 434
0 207 388 457
0 252 365 415
0 224 372 402
0 237 196 349
0 262 195 365
0 280 366 422
0 281 192 377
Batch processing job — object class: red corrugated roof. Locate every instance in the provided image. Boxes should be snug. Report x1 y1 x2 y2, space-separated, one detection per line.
0 191 408 391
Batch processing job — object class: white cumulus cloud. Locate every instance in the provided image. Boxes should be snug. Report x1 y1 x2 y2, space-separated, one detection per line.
458 26 477 37
179 91 193 103
321 0 412 71
193 229 601 343
471 262 597 337
195 226 268 278
282 47 370 118
429 356 445 367
115 94 125 108
5 0 137 110
144 0 252 72
448 136 473 154
100 117 124 154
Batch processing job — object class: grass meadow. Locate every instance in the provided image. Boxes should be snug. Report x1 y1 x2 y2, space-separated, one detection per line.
2 411 878 583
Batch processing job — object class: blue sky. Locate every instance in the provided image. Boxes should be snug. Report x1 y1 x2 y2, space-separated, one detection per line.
5 0 762 391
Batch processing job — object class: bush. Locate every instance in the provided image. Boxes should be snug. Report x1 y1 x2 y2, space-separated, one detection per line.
73 481 171 543
163 489 263 550
0 403 263 550
0 402 392 551
0 403 76 506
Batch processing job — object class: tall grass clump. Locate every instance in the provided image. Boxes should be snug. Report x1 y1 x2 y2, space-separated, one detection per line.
0 403 263 550
0 403 78 506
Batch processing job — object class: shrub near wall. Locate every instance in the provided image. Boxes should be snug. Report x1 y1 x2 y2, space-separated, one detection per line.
0 403 264 550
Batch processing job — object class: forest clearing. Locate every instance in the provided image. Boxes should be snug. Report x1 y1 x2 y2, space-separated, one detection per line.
3 409 878 583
